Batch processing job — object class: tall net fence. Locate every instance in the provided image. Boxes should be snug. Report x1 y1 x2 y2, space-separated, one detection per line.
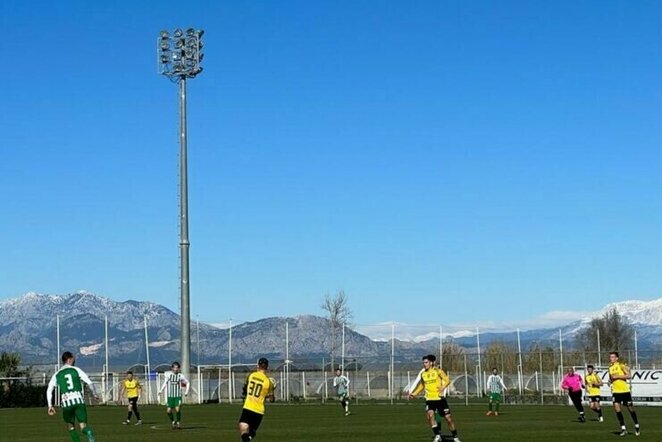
6 320 662 406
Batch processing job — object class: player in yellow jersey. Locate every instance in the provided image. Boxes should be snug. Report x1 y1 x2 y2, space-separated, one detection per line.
584 365 603 422
120 371 142 425
608 352 640 436
408 354 461 442
239 357 275 441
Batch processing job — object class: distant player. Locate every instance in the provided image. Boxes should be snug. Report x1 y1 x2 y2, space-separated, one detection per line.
120 370 142 425
561 367 586 422
159 361 190 430
608 351 640 436
485 367 507 416
239 357 275 441
46 351 98 442
333 368 351 415
408 354 461 442
584 365 603 422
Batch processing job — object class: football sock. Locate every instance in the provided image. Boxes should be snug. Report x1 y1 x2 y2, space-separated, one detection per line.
127 411 133 421
598 408 603 418
135 408 141 420
81 427 95 441
495 402 500 412
451 429 458 437
241 433 251 442
488 402 492 411
176 410 181 422
69 429 81 442
629 411 639 425
168 412 174 422
249 429 256 438
432 425 440 436
616 411 625 426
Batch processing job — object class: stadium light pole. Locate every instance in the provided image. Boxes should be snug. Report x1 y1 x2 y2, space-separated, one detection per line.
158 27 204 381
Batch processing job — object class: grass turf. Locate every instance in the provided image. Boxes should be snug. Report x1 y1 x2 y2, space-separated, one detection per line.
1 402 660 441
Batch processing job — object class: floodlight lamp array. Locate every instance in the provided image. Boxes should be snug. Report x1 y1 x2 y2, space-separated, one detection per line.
158 28 204 80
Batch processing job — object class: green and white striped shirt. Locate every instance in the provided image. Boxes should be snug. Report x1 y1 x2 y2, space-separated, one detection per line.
159 372 190 398
46 364 96 408
486 374 506 394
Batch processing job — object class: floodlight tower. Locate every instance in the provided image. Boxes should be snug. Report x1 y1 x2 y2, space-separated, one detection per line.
158 28 204 381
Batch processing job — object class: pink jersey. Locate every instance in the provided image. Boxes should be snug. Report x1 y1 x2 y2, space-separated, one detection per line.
561 373 583 392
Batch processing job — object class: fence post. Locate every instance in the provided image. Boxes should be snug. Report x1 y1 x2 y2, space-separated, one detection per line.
197 365 202 404
464 354 469 406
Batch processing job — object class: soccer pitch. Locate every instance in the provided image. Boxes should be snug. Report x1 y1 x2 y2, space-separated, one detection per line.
2 403 660 441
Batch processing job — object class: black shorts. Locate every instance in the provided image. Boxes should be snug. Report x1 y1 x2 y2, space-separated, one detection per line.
426 399 451 417
239 408 264 432
128 397 139 407
612 392 633 406
588 395 601 403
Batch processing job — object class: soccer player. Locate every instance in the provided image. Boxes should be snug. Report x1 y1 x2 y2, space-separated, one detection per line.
584 364 603 422
159 361 190 430
333 368 351 415
408 354 461 442
608 351 640 436
120 370 142 425
46 351 98 442
485 367 507 416
561 367 586 422
239 357 275 442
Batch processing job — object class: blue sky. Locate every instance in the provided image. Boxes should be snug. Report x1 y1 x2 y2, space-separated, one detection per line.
1 0 661 327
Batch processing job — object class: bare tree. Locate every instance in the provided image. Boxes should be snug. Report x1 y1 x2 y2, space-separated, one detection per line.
576 307 634 362
321 290 352 371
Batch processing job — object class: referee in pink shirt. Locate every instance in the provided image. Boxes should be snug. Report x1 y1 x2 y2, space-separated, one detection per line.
561 367 586 422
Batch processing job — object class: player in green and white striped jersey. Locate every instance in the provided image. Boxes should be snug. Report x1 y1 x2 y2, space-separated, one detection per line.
46 352 98 442
485 368 507 416
158 361 190 429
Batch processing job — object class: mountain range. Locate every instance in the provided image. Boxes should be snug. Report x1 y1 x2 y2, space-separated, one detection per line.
1 291 661 371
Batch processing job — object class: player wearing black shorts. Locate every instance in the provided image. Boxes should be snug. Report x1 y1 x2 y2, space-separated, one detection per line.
408 354 461 442
609 352 640 436
238 358 275 441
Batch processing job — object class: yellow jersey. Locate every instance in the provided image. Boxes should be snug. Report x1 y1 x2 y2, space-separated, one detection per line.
242 371 274 415
123 379 141 398
609 362 630 394
584 373 601 396
411 368 450 401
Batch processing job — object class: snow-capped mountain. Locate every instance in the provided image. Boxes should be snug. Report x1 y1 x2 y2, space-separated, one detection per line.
1 292 660 371
583 298 662 326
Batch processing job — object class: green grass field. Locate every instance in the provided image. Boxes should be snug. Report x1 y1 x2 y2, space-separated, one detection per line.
1 402 660 441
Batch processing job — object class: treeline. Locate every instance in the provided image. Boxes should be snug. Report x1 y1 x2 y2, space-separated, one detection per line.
0 351 45 408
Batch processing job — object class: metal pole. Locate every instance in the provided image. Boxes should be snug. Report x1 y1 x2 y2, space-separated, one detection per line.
517 328 523 395
144 316 152 404
559 329 564 371
539 346 544 405
179 76 192 381
464 354 469 406
228 319 232 403
390 323 395 404
285 321 289 401
196 317 200 367
476 327 482 396
634 330 639 369
439 325 443 368
56 315 60 369
597 329 601 367
341 323 345 374
105 315 109 403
